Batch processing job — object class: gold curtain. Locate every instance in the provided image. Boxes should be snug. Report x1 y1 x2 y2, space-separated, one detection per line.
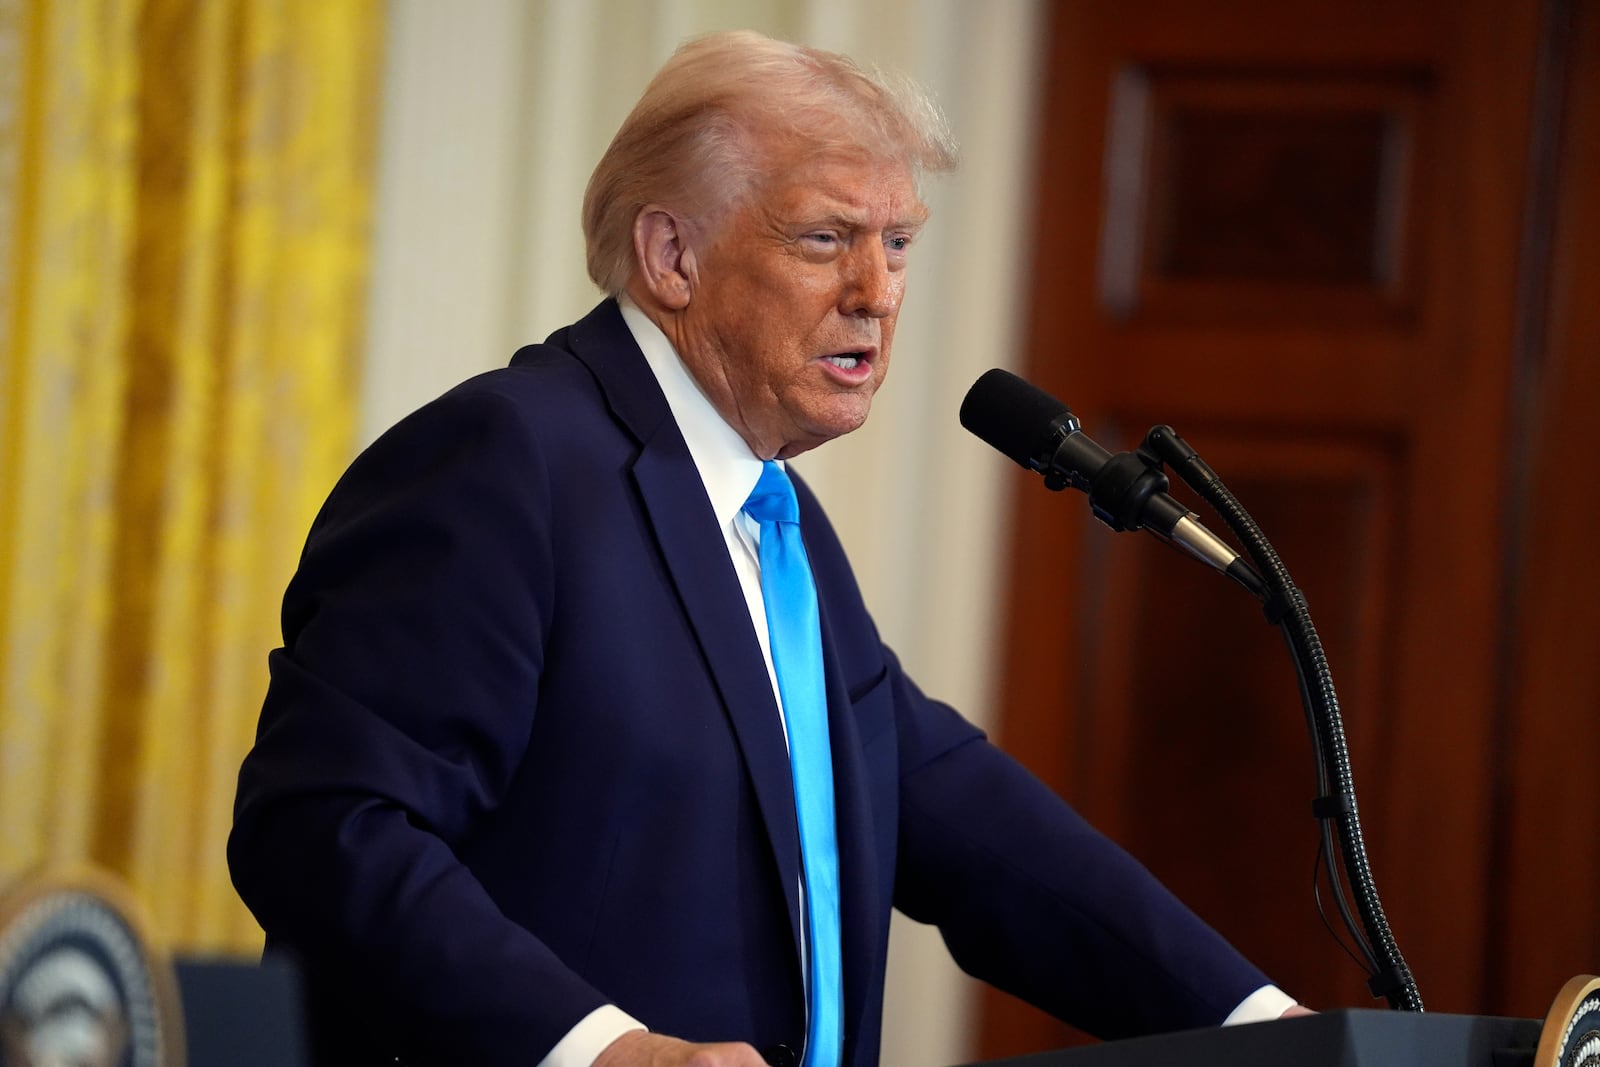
0 0 382 952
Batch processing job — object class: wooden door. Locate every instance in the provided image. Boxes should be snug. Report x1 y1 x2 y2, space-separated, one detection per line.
976 0 1597 1058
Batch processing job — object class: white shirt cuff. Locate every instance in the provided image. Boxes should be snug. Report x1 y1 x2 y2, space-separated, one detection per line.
536 1004 647 1067
1222 984 1299 1026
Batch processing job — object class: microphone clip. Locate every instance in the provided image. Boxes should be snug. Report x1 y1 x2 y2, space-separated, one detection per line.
1081 444 1175 535
1042 421 1179 539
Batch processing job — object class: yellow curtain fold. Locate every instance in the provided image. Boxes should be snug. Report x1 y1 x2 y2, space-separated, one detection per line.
0 0 382 953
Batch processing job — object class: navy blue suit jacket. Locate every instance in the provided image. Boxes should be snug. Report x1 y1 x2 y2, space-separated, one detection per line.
229 300 1270 1067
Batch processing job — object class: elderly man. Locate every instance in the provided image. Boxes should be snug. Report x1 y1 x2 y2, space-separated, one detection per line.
229 29 1297 1067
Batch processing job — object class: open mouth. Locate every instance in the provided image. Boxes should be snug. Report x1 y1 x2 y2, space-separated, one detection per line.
821 347 874 373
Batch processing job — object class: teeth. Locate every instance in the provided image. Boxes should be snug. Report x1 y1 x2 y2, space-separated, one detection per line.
824 355 860 369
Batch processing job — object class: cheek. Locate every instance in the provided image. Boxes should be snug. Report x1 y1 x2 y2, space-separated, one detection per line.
878 317 899 369
887 273 908 306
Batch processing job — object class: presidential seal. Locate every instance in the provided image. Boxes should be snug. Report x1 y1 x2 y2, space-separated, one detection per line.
0 868 184 1067
1536 975 1600 1067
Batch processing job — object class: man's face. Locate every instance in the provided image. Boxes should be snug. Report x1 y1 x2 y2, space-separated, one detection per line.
673 144 928 460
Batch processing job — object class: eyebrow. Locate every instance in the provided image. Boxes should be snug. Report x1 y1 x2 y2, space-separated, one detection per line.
808 209 929 233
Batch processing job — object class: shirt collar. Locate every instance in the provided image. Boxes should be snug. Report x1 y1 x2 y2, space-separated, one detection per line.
617 294 768 526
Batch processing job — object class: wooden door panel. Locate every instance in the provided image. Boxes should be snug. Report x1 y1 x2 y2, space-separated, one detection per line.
977 0 1567 1057
1101 66 1431 324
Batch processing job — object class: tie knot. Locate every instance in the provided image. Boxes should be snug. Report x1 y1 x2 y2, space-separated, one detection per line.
742 460 799 525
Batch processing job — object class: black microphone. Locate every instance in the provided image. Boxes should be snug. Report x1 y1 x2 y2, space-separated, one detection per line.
960 368 1265 598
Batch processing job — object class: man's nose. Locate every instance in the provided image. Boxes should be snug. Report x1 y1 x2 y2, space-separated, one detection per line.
841 242 900 319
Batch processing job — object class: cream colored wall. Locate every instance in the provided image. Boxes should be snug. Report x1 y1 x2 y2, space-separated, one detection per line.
359 3 1044 1064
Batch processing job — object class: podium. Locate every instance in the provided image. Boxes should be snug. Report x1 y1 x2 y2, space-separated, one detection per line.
975 1011 1545 1067
175 956 309 1067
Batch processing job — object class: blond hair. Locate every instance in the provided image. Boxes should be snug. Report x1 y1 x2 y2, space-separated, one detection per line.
581 30 958 295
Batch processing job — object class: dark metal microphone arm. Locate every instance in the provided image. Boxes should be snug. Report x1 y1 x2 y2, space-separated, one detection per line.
1140 423 1423 1013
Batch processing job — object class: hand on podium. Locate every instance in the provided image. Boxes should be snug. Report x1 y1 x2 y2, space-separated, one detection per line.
594 1030 769 1067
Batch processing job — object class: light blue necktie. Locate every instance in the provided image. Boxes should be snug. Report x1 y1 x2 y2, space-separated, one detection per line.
742 460 842 1067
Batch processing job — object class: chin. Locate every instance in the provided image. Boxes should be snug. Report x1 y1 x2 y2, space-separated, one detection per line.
773 416 868 460
773 394 876 456
819 401 874 439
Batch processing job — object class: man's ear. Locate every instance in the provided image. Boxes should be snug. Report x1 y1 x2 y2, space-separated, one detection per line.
632 208 696 311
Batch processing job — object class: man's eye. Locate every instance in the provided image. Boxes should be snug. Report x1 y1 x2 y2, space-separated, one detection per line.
806 232 838 245
887 236 911 251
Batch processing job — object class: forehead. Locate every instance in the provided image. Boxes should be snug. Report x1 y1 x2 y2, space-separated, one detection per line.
752 147 927 227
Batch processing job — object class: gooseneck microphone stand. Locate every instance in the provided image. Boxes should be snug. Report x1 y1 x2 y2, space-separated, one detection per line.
958 367 1422 1011
1137 424 1424 1013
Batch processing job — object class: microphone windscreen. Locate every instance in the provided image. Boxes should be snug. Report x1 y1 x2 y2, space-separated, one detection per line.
960 368 1069 469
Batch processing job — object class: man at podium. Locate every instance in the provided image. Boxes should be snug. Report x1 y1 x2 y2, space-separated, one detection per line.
228 29 1303 1067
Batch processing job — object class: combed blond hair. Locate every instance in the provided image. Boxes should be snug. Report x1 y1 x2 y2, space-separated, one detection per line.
582 30 959 295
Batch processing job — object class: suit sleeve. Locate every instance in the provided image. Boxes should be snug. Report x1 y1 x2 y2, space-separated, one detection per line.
889 673 1273 1039
228 386 607 1064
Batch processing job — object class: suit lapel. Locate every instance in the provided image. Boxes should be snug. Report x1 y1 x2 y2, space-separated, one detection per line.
566 302 808 967
811 538 882 1058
